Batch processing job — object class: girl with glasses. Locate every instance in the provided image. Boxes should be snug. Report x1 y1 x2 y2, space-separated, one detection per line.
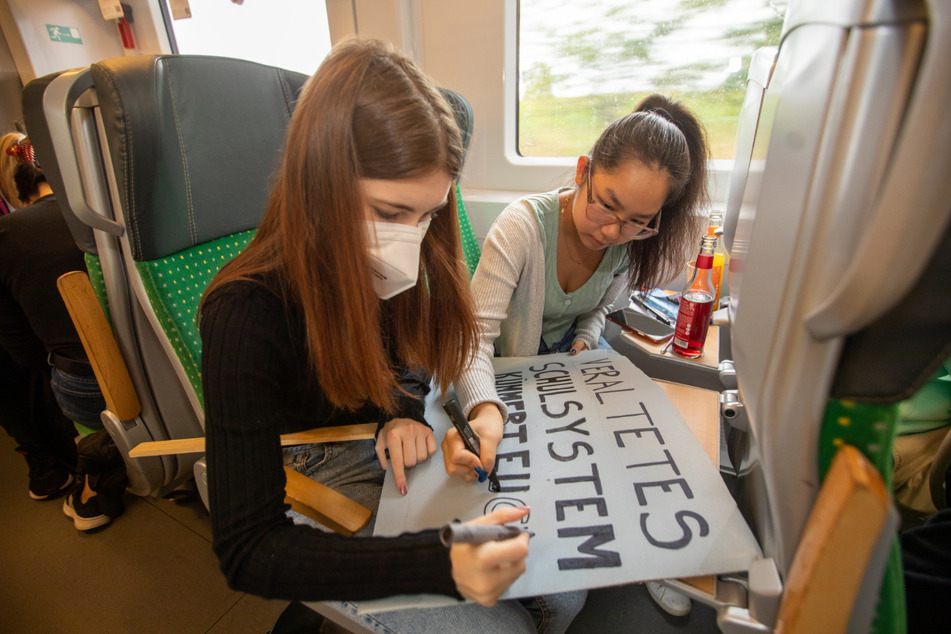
445 92 710 534
445 94 709 618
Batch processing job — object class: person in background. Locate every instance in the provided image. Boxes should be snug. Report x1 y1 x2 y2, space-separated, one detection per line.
0 131 26 214
0 133 76 501
0 137 123 531
199 39 585 633
446 95 710 617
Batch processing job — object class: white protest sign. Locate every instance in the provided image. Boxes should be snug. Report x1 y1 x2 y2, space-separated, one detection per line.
372 350 760 604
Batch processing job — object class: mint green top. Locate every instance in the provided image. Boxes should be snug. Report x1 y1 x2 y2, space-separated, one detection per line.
534 188 629 346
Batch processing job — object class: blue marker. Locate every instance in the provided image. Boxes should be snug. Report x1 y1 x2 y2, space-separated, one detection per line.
443 399 501 492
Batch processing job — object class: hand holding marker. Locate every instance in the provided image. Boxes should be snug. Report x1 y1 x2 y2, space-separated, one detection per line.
443 399 501 492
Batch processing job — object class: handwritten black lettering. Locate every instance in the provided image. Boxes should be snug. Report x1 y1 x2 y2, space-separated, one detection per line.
497 449 531 469
579 364 620 377
538 390 577 404
625 449 681 476
595 387 638 405
547 440 594 462
497 472 530 493
540 400 583 418
529 361 566 373
555 497 608 521
639 511 709 550
554 462 603 495
614 427 665 447
588 380 625 392
502 425 528 443
579 357 613 367
557 525 621 570
537 376 574 391
545 416 589 436
632 478 694 506
606 401 652 422
508 411 527 424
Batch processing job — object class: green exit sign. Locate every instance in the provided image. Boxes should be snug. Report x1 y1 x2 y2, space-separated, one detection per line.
46 24 83 45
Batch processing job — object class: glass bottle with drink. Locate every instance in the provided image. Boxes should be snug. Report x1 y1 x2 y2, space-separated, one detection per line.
705 211 726 306
671 235 717 358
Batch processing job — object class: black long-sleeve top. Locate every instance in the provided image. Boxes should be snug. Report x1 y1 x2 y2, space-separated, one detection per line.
199 275 457 601
0 195 88 370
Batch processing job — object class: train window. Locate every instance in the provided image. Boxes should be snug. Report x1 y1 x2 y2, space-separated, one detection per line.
163 0 331 75
517 0 788 160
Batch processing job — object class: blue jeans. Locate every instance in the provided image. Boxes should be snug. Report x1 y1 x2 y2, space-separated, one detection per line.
283 440 587 633
50 366 105 428
538 324 612 356
538 325 578 355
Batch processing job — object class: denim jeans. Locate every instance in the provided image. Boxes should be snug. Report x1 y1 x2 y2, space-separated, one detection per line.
283 440 587 633
538 324 613 356
49 366 105 428
538 325 578 355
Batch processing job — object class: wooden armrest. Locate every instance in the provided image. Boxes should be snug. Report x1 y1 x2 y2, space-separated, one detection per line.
776 445 890 634
283 466 372 536
128 423 378 457
57 271 141 420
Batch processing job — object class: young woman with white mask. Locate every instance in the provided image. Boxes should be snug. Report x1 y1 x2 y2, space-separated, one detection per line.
198 39 585 633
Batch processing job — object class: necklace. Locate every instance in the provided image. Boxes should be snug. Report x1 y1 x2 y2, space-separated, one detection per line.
559 194 596 266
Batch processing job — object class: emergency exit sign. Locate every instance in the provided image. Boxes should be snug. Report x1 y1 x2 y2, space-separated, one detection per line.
46 25 82 45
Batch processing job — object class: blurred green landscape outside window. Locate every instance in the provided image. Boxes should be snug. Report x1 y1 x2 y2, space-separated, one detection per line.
518 0 788 160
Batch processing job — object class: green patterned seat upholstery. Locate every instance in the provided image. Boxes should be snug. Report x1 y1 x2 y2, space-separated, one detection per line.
456 183 480 278
83 254 111 328
135 230 255 406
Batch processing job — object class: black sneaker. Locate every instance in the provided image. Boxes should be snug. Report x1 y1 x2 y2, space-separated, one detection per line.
62 483 111 531
16 446 75 500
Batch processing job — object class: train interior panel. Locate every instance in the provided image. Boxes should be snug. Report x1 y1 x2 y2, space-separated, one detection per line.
0 0 948 632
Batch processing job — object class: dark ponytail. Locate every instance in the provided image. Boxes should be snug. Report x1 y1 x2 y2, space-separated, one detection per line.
14 163 47 204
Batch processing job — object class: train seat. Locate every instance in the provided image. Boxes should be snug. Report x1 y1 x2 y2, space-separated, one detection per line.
712 0 951 631
26 55 309 499
29 54 479 514
603 0 949 630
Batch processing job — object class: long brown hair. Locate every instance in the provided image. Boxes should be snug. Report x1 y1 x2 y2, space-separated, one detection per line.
203 39 477 411
586 94 709 289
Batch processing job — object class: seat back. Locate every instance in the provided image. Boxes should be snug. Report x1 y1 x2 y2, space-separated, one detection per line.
88 55 477 408
91 55 308 410
720 0 951 630
31 55 309 496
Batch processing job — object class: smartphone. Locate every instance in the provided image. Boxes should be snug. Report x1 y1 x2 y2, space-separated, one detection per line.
606 307 675 343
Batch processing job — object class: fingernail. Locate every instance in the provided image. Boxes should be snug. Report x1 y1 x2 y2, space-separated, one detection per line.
399 484 407 496
570 348 577 355
475 467 487 482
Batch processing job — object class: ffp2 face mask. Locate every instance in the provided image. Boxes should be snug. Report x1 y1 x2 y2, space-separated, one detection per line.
365 218 432 299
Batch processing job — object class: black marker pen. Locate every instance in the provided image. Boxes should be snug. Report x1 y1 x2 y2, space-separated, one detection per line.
439 523 532 546
442 399 501 492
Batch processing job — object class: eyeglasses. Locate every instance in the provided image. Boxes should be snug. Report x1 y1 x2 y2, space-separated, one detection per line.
584 163 661 240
